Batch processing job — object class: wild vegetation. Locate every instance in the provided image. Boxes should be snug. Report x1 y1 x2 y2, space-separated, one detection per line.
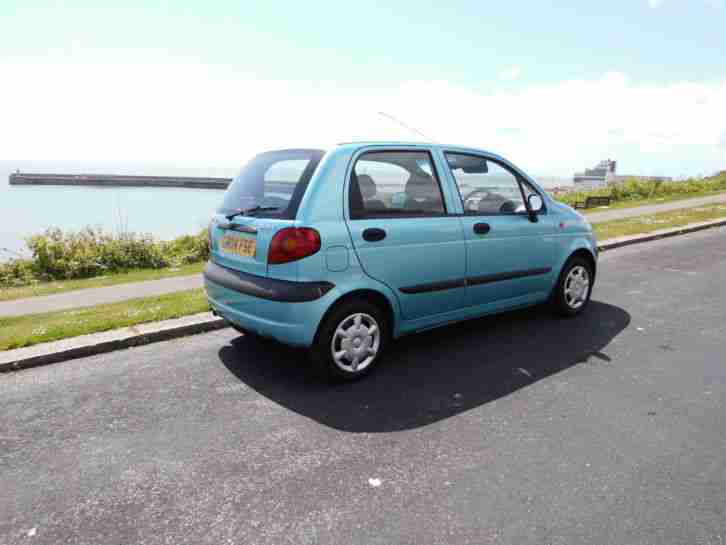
556 171 726 208
0 227 209 288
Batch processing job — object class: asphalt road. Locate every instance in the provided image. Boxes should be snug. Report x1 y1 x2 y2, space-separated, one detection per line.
2 228 726 545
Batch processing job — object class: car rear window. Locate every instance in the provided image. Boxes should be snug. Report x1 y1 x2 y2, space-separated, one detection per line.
218 149 325 219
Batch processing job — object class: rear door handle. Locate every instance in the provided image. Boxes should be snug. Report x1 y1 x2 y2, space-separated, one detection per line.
362 228 387 242
473 222 490 235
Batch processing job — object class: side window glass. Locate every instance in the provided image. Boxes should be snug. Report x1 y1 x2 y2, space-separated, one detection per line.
350 151 446 218
445 153 526 215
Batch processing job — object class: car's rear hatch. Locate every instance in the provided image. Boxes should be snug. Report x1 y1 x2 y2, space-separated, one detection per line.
209 149 324 278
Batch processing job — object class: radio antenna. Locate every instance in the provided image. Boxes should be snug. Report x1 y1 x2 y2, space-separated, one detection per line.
377 111 436 143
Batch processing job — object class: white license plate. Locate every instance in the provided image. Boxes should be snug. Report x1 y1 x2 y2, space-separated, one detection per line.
220 234 256 257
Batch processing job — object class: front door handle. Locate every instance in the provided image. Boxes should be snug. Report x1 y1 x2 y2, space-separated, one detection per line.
473 222 491 235
362 228 387 242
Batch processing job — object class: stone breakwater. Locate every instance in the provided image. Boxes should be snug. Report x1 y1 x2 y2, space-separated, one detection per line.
9 172 231 190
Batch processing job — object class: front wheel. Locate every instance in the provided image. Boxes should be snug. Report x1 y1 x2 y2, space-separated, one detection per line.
553 256 593 317
310 299 388 382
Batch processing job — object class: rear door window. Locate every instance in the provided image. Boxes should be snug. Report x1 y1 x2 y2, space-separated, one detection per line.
349 150 446 218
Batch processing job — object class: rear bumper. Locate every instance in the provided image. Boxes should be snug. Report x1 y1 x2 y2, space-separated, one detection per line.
203 261 335 347
203 261 334 302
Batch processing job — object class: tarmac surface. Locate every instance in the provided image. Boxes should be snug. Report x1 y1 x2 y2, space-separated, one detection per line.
2 228 726 544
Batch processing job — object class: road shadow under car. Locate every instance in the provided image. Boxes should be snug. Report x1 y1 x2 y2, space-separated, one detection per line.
218 300 630 433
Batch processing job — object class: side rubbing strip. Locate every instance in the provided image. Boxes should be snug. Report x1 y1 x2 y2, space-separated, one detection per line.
467 267 552 286
399 268 552 294
399 278 466 294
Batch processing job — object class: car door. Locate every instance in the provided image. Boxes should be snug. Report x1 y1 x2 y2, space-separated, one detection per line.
345 148 467 320
442 151 556 308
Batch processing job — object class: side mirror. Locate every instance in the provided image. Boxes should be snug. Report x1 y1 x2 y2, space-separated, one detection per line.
528 194 543 213
527 194 543 222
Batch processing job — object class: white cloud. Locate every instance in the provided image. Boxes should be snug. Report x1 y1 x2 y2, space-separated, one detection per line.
0 61 724 176
500 66 522 81
649 0 722 9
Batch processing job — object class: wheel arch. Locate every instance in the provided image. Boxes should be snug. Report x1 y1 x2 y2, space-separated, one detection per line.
568 247 597 280
313 288 398 346
555 236 598 281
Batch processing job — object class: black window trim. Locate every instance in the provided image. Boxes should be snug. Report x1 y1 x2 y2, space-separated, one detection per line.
348 149 449 220
443 151 547 218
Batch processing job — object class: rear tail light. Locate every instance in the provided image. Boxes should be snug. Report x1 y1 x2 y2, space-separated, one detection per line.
268 227 321 265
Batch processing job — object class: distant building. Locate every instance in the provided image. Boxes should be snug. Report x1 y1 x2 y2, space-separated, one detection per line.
573 159 617 189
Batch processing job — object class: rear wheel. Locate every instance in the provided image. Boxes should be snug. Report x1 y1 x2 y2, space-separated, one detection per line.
311 299 388 381
553 256 593 316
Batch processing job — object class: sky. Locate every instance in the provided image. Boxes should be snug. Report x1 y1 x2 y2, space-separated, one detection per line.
0 0 724 177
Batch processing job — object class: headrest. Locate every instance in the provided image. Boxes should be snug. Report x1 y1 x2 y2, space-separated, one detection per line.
405 174 435 198
357 174 377 199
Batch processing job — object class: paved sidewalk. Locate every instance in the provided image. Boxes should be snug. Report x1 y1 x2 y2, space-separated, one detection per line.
1 274 203 318
3 192 726 318
586 192 726 223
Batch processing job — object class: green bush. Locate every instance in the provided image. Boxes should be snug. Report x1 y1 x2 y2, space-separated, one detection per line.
0 258 36 288
0 227 210 288
25 227 169 280
557 172 726 207
162 231 209 265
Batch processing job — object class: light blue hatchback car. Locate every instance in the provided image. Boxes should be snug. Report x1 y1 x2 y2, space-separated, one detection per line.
204 143 598 380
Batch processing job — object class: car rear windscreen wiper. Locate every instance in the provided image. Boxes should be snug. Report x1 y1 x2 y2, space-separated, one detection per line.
225 206 279 220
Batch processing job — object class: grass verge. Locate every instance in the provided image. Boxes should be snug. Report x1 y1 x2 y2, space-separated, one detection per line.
595 204 726 240
0 262 203 302
0 288 208 351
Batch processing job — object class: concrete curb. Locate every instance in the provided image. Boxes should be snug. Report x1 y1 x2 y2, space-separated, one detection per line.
0 312 227 373
1 217 725 374
597 218 726 252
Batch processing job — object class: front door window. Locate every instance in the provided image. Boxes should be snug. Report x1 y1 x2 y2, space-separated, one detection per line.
445 153 528 215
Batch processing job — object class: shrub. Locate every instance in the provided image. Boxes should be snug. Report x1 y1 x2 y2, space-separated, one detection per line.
0 258 36 288
25 227 169 280
162 230 210 265
0 227 211 288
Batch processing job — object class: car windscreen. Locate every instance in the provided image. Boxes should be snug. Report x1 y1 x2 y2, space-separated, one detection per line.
218 149 325 219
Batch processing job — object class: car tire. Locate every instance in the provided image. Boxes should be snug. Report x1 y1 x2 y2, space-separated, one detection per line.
552 255 594 317
310 299 389 382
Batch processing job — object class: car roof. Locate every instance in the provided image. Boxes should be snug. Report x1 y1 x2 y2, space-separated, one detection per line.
334 141 505 160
